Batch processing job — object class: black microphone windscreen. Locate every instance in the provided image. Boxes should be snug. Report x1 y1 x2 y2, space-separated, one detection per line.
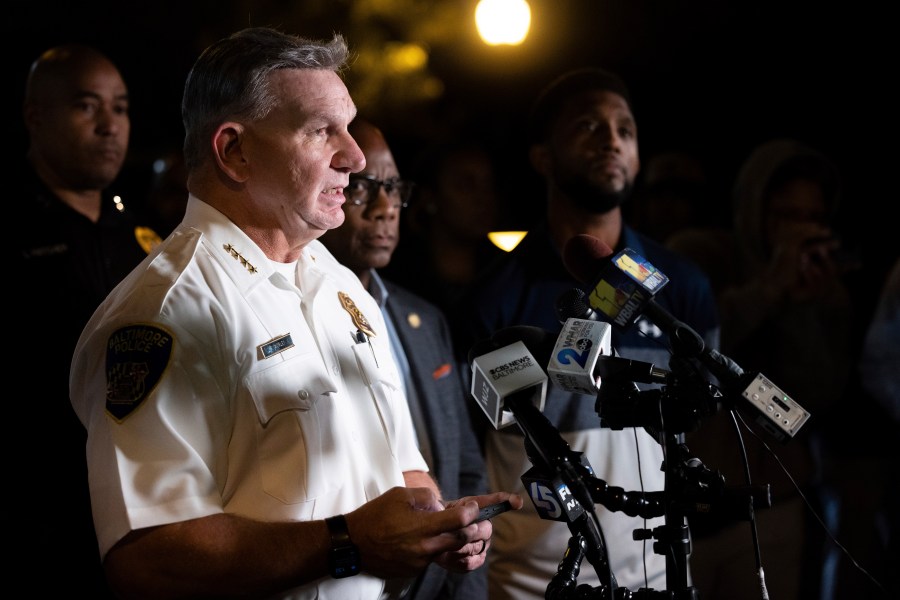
467 337 500 366
556 288 593 323
562 234 615 284
467 326 554 366
490 325 557 365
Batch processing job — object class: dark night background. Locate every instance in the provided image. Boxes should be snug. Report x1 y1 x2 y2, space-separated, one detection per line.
6 0 897 290
6 2 898 595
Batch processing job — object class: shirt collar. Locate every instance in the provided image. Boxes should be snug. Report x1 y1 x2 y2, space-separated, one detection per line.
366 268 389 308
181 195 285 292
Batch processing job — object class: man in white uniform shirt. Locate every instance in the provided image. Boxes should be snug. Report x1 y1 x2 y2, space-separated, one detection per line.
69 27 521 600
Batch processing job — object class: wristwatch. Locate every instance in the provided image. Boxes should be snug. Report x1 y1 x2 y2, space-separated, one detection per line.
325 514 361 578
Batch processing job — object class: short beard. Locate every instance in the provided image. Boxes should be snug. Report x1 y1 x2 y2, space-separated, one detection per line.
556 175 632 214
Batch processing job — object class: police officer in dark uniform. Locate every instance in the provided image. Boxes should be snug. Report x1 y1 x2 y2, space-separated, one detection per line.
12 44 161 597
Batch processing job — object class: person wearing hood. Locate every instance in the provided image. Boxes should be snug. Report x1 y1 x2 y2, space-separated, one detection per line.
667 138 857 599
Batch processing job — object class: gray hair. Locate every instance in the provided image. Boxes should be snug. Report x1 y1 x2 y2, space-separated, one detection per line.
181 27 350 170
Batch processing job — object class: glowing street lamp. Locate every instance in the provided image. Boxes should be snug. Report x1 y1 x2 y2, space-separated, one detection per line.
475 0 531 46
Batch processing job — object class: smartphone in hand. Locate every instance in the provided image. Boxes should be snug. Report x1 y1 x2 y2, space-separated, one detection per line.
472 500 512 523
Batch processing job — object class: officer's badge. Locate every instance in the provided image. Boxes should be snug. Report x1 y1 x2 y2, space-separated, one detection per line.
135 226 163 254
105 324 174 421
338 291 375 337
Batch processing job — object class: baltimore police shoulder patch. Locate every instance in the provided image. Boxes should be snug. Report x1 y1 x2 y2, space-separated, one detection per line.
105 324 174 422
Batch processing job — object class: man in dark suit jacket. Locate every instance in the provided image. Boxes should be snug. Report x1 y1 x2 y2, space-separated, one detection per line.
320 118 488 600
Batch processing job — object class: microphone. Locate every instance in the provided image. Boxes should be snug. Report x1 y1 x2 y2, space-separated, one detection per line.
555 287 600 323
468 327 597 514
562 234 810 441
562 235 747 387
521 457 590 523
547 317 613 395
556 284 672 388
468 326 550 430
562 236 670 331
467 328 644 589
548 316 671 396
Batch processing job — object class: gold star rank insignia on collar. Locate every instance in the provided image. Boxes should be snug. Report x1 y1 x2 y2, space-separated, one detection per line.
338 291 375 338
223 243 258 273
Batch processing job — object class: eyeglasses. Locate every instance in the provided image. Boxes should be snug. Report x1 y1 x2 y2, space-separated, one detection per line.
344 174 414 210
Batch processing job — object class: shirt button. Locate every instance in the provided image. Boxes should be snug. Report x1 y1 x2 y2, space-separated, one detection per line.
297 390 309 400
332 365 340 375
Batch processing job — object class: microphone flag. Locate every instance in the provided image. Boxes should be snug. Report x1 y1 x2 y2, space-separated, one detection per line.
470 341 548 429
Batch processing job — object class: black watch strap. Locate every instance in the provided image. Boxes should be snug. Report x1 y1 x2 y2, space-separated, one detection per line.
325 514 361 578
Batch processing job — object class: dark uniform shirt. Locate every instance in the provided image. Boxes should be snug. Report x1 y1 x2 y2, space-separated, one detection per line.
12 159 160 596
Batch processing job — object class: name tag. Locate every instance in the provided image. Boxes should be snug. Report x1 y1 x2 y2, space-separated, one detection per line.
258 333 294 359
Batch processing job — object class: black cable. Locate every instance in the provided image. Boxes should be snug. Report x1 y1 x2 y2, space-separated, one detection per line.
735 411 891 598
727 408 769 599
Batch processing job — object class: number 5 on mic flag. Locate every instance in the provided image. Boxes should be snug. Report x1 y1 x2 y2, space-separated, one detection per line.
522 466 588 522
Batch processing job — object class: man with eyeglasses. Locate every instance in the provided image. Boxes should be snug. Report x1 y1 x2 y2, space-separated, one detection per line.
320 117 489 600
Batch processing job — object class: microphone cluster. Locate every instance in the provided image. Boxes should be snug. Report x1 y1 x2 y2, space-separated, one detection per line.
561 234 810 442
465 234 804 597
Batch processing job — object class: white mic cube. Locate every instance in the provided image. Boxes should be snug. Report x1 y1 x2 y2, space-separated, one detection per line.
471 341 548 429
548 318 612 395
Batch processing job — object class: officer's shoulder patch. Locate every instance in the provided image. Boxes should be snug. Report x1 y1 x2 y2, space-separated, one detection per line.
105 324 174 422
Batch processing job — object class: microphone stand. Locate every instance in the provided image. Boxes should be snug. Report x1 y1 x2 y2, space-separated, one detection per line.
655 432 697 600
592 357 766 600
512 395 679 599
506 395 616 587
621 369 702 600
502 342 773 598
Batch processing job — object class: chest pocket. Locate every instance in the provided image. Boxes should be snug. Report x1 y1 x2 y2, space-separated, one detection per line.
351 339 405 460
245 355 337 504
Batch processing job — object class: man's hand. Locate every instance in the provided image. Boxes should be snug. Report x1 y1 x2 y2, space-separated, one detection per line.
344 488 523 578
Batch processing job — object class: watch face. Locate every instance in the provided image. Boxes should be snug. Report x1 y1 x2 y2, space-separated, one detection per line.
330 546 361 578
325 514 361 578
